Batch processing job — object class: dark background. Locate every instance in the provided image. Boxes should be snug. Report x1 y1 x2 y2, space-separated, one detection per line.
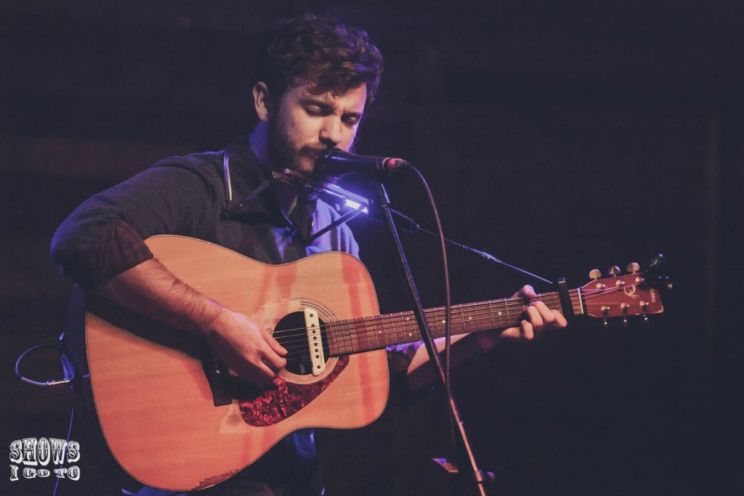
2 1 742 495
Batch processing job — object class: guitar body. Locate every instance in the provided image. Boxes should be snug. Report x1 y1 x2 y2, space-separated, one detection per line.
85 235 389 491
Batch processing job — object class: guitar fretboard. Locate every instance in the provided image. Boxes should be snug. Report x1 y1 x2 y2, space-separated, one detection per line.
326 289 583 355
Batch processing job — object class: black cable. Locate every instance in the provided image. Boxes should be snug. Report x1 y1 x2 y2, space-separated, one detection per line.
367 205 553 286
15 343 75 387
14 336 77 496
407 166 457 449
52 406 75 496
389 208 553 286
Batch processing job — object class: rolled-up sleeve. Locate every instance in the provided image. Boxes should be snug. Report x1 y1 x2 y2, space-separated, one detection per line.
51 218 153 288
50 162 219 288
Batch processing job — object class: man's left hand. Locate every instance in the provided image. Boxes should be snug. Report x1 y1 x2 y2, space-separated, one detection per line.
478 285 568 348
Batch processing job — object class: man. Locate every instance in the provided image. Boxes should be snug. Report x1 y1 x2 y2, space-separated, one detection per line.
51 14 565 495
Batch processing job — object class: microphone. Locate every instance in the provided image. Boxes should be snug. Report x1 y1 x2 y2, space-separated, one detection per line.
316 148 411 179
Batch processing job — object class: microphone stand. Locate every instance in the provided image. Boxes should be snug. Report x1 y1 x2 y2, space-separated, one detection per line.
374 182 488 496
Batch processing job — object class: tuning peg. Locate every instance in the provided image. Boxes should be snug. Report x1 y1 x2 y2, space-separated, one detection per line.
621 303 629 327
649 253 665 271
589 268 602 280
626 262 641 274
608 265 621 277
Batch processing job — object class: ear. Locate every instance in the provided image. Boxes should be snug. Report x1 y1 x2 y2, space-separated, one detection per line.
252 82 271 122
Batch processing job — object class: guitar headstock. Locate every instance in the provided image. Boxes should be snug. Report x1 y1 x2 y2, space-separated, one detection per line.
580 256 669 324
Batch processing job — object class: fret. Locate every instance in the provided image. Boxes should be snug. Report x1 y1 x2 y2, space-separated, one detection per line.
574 288 585 315
330 321 345 355
366 316 375 349
371 316 380 348
403 312 414 342
335 320 345 355
386 312 395 344
478 302 489 330
353 317 362 352
425 307 436 337
478 302 490 330
386 312 397 346
439 307 447 337
379 313 389 347
328 321 340 356
369 315 379 349
338 322 349 355
374 316 383 347
349 319 360 354
472 302 485 331
388 313 398 342
373 315 383 347
406 312 417 342
361 316 372 351
503 298 511 327
435 307 444 337
460 303 470 333
487 300 496 328
326 322 338 355
341 319 353 355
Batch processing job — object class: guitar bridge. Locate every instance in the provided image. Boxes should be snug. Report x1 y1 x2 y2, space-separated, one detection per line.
304 308 327 376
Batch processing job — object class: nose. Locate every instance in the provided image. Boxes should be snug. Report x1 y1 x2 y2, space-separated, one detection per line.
319 116 342 149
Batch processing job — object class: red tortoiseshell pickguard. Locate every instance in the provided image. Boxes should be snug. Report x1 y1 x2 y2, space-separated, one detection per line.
238 356 349 426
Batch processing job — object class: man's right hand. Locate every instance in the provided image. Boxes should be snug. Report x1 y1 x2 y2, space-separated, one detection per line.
98 258 288 389
204 308 288 387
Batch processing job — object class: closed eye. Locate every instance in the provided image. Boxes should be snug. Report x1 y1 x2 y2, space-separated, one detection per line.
304 104 329 116
343 114 361 126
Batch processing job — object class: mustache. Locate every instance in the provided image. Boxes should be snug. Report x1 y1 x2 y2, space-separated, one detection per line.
299 146 334 159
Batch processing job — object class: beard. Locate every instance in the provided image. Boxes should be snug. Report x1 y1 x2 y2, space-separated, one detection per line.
267 115 328 179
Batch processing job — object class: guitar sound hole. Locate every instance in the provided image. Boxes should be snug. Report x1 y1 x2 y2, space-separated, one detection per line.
274 312 330 375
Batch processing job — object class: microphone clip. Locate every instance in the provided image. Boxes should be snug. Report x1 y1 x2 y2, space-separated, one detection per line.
272 169 370 214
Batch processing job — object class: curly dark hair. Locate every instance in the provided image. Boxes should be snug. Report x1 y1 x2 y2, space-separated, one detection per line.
255 14 384 106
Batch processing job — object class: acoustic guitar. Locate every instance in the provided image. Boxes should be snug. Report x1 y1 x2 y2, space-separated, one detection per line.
85 235 664 491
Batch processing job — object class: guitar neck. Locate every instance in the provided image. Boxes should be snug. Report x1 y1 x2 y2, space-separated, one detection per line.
326 289 584 355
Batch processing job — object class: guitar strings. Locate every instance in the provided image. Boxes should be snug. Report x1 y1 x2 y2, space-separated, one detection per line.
269 293 565 338
271 286 624 354
269 284 623 340
270 296 540 342
268 287 618 341
270 289 595 345
271 286 635 356
267 293 567 353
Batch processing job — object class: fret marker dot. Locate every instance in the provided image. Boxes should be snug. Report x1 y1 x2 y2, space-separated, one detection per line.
498 312 503 316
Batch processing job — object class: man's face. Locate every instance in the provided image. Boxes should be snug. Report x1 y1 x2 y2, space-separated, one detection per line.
266 82 367 177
